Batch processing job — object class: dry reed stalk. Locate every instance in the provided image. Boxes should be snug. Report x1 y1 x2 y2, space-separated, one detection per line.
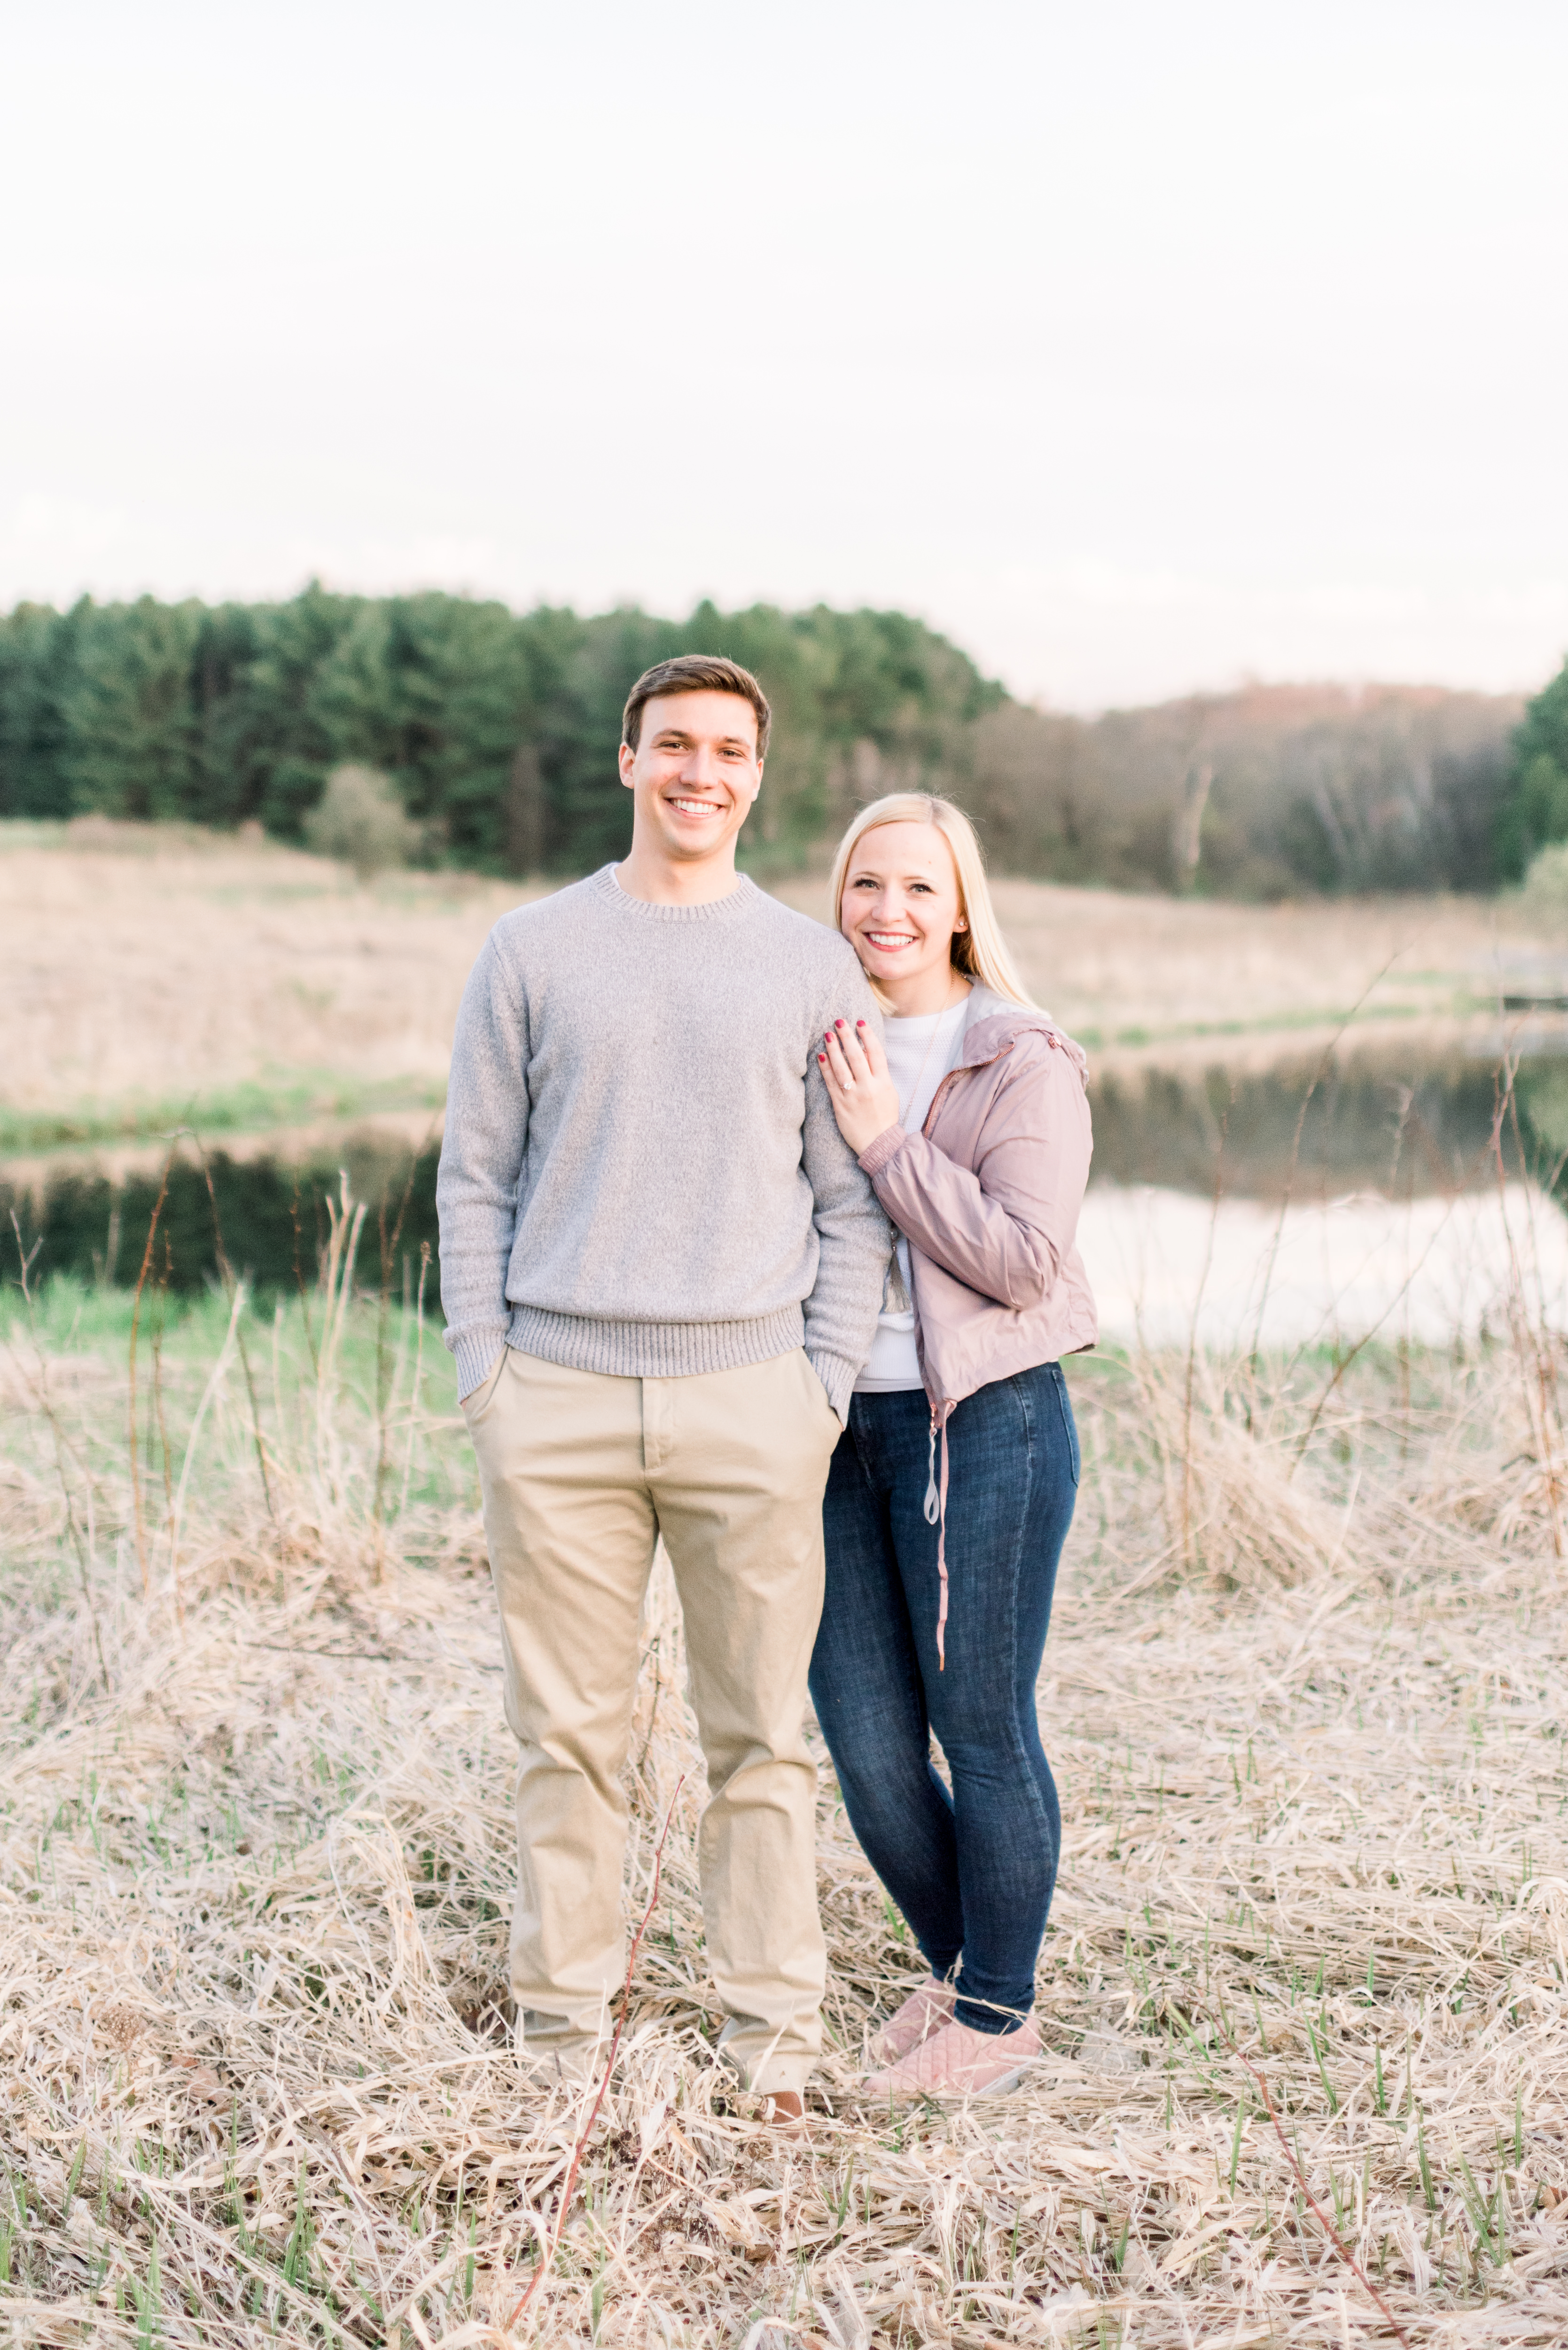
397 1242 433 1527
149 1269 174 1549
1276 1050 1537 1481
125 1145 175 1595
1495 1065 1568 1558
164 1278 247 1628
1126 1338 1339 1591
1246 955 1404 1378
194 1134 277 1524
1208 2003 1414 2348
6 1212 109 1695
372 1129 437 1575
506 1777 686 2333
1178 1088 1232 1570
314 1175 367 1505
290 1165 320 1379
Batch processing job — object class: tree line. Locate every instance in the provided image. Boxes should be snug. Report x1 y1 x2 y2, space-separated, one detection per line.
0 585 1561 893
972 679 1535 896
0 589 998 877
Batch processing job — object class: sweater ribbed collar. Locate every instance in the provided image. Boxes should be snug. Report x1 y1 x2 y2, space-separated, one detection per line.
593 863 762 923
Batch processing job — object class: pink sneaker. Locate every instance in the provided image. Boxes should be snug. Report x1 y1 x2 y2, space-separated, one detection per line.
868 1977 956 2067
863 2015 1041 2101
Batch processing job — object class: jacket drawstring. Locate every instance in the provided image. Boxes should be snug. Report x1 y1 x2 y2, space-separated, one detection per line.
924 1407 953 1668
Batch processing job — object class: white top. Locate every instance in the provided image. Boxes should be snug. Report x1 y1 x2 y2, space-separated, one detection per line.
853 994 972 1393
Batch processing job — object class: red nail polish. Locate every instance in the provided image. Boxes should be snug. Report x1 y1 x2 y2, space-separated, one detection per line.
835 1019 846 1029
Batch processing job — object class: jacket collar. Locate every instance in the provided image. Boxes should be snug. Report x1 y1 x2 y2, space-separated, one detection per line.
955 984 1089 1086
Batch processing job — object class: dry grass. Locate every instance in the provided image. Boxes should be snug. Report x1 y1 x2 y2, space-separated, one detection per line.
4 823 1562 1162
0 822 531 1141
4 1222 1568 2346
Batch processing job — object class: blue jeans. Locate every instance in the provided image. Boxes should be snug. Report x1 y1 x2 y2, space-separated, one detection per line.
809 1364 1079 2035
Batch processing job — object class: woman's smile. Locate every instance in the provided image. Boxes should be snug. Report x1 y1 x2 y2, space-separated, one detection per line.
840 819 971 1014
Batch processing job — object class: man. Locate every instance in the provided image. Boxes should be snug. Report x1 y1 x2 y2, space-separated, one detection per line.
437 653 888 2120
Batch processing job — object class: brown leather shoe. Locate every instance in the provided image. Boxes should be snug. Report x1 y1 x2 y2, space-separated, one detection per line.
758 2089 805 2129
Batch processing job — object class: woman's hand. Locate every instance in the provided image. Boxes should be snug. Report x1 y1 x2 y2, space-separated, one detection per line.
819 1019 901 1157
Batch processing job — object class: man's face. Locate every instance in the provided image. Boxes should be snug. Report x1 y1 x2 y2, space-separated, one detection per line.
618 690 762 863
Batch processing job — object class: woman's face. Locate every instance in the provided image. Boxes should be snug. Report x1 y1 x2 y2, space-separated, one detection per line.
839 821 967 993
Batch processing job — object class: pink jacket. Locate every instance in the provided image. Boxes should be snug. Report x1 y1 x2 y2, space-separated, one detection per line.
857 983 1098 1658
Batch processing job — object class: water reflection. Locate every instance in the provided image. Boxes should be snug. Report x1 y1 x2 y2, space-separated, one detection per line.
1087 1042 1568 1199
1079 1181 1568 1352
1080 1041 1568 1348
1 1138 441 1298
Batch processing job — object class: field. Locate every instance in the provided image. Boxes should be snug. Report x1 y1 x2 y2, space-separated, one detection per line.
0 824 532 1168
3 820 1560 1169
5 1268 1568 2347
4 820 1568 2346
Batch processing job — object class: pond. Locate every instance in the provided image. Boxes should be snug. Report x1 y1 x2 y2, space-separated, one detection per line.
1080 1180 1566 1351
1090 1039 1564 1198
4 1035 1565 1351
1081 1037 1568 1348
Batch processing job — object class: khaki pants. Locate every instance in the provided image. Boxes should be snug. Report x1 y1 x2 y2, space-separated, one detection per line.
462 1343 843 2096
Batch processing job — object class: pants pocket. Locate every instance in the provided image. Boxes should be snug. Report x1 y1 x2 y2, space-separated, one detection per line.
1051 1363 1080 1485
798 1350 844 1446
460 1345 509 1428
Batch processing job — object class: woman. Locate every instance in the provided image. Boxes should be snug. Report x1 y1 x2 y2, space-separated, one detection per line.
811 792 1097 2099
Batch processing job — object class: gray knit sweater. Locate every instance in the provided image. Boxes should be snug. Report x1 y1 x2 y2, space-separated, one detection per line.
436 866 890 1420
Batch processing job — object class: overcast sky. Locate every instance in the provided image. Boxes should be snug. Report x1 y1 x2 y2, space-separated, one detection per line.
3 0 1565 708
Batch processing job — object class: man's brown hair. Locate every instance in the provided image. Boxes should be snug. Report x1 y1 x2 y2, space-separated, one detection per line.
621 654 772 759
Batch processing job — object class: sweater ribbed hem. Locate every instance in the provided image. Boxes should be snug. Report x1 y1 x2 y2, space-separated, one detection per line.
507 1301 806 1380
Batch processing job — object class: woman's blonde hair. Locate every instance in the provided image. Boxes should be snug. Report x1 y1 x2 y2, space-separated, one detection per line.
828 792 1037 1010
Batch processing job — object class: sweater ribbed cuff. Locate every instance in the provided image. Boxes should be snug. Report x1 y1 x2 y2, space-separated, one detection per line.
858 1123 907 1179
807 1349 857 1426
450 1326 508 1402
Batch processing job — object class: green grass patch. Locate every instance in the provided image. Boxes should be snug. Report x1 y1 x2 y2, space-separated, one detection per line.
0 1071 447 1156
1074 995 1485 1055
